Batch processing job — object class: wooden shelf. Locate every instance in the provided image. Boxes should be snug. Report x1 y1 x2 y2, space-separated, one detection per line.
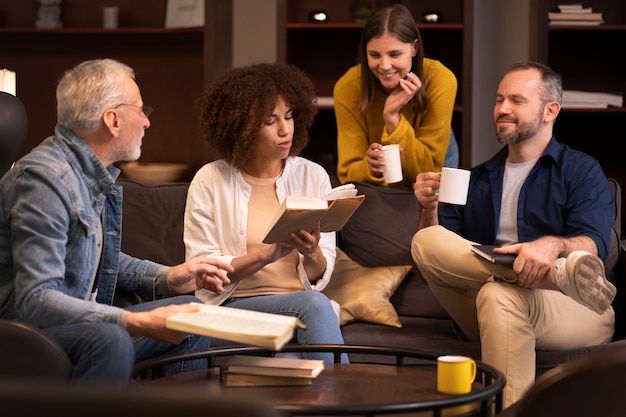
538 0 626 229
287 22 463 30
0 1 214 181
548 24 626 30
0 27 203 34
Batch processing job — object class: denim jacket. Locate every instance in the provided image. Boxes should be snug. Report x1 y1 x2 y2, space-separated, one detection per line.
0 125 163 327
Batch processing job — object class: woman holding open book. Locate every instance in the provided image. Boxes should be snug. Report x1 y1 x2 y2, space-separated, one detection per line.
184 62 348 363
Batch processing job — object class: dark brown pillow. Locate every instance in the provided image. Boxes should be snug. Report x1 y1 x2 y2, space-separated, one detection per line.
118 179 189 266
339 182 419 268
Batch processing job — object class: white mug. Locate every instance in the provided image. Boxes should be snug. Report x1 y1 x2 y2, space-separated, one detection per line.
437 167 470 205
381 144 402 184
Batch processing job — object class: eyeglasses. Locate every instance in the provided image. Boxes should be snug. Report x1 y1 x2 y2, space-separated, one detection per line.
114 103 153 118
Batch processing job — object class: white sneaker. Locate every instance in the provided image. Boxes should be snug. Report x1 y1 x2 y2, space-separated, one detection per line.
551 251 617 314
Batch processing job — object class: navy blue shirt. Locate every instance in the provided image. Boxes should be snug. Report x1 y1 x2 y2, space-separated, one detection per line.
440 137 613 261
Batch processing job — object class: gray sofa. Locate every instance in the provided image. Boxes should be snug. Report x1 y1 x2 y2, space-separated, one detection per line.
117 177 626 378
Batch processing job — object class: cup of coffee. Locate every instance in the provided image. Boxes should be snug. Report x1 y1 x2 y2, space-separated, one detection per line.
437 167 470 205
381 144 402 184
437 355 477 395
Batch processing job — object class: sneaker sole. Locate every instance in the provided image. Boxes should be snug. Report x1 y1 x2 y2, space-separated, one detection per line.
568 253 616 314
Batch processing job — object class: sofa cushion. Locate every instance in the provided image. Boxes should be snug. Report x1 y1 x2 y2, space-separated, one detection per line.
322 248 411 328
118 179 189 266
338 181 448 319
339 182 419 267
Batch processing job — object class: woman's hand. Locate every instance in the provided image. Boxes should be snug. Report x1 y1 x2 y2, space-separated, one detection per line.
366 142 385 177
285 224 327 282
383 72 422 132
167 257 234 295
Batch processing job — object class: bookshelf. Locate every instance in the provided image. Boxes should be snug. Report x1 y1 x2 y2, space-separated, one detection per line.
534 0 626 227
0 0 231 181
276 0 473 175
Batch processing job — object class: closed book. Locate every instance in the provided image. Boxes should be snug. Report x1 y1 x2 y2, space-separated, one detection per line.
562 90 623 108
558 6 593 13
548 11 603 21
165 303 305 351
262 184 365 244
557 3 590 13
549 19 603 26
224 355 325 378
471 245 516 265
222 371 312 387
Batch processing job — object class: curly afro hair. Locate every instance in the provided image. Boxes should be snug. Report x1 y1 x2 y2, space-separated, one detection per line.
196 62 318 170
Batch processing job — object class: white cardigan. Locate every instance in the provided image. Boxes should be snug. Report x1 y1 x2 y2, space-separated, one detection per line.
184 157 337 305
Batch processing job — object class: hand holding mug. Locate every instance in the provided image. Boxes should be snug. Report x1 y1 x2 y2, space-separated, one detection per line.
435 167 471 205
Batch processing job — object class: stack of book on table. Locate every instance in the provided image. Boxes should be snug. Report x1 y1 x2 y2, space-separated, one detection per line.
222 355 325 386
548 3 603 26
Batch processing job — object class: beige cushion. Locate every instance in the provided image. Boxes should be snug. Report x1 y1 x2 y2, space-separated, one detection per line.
323 248 411 328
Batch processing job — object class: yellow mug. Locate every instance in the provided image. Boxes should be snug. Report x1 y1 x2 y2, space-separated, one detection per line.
437 355 477 395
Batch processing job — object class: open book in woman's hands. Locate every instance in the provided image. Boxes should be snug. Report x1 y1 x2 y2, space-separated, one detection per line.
262 184 365 244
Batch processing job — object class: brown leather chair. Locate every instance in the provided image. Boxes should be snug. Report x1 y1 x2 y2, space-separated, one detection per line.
0 318 72 379
498 344 626 417
0 91 28 177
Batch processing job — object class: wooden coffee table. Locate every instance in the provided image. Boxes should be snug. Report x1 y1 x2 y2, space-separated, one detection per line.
133 345 505 417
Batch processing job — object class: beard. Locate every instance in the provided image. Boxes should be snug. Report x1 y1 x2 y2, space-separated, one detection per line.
495 110 544 146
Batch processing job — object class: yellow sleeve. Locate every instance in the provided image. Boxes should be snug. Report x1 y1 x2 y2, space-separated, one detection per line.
334 60 457 188
334 66 385 186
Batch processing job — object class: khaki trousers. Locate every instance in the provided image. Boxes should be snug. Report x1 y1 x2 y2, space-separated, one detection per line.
411 225 615 407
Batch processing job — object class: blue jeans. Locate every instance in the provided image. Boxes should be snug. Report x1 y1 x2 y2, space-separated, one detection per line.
223 291 348 363
44 295 209 382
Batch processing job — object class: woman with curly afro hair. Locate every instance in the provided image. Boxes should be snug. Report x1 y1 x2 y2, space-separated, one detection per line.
184 62 347 363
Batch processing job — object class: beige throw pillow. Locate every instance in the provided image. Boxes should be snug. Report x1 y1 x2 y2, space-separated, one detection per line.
322 248 411 328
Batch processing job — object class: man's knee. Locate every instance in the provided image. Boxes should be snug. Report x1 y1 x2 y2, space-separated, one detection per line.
411 225 442 266
477 282 526 319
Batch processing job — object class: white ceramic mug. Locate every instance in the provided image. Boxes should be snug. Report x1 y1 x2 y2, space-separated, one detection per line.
381 144 402 184
437 167 470 205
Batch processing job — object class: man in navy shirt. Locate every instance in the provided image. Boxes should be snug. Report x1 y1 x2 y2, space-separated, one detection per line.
411 61 616 408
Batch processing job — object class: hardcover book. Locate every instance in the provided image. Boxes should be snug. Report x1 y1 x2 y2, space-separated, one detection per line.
548 11 603 21
222 371 313 387
165 303 305 351
262 184 365 244
471 245 516 265
224 354 325 378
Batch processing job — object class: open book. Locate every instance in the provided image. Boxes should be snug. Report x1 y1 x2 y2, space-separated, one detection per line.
165 303 305 351
224 354 325 378
471 245 516 265
262 184 365 244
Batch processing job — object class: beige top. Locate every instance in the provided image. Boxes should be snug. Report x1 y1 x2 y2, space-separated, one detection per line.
234 172 304 297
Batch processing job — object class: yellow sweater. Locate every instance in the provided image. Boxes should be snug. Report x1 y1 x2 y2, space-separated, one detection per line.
333 58 457 188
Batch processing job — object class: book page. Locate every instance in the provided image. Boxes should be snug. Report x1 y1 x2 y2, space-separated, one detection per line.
320 195 365 232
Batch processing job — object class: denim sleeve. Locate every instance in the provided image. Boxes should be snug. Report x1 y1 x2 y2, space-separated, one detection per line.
10 169 126 327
